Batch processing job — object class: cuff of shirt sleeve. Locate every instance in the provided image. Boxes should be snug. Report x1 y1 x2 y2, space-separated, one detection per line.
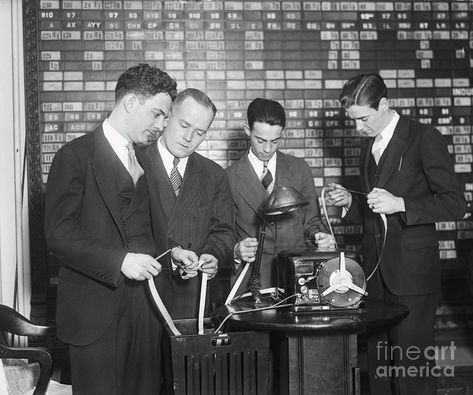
233 244 242 264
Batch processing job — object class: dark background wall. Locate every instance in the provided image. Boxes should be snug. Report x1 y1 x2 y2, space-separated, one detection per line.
25 0 472 359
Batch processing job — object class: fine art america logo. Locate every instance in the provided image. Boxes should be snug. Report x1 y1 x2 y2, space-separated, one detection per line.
376 341 456 378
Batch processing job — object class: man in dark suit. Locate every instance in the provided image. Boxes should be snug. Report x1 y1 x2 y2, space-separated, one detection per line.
44 64 196 394
226 98 335 294
327 73 467 395
139 88 234 320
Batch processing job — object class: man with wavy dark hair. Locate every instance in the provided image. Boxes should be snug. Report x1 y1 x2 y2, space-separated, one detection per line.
328 73 466 395
44 64 188 394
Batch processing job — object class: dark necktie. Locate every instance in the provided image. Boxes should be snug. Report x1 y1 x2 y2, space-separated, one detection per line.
126 143 144 185
170 157 182 196
261 162 273 191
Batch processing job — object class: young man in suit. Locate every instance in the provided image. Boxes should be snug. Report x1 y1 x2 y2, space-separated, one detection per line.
139 88 235 320
327 73 467 395
226 98 335 294
44 64 196 394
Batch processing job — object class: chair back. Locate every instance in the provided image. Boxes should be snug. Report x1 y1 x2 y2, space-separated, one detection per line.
0 304 55 395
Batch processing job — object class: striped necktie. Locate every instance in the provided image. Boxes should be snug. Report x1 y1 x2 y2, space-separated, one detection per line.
170 156 182 196
261 162 273 191
126 143 144 185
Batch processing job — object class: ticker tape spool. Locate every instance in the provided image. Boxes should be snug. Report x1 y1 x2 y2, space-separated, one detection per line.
316 253 367 308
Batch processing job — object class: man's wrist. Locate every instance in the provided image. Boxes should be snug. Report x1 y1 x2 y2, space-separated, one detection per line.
345 194 353 210
233 244 242 264
397 197 406 213
170 246 182 270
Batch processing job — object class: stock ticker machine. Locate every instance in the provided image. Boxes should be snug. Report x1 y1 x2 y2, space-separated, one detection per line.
270 185 367 311
228 186 368 312
276 248 367 312
276 185 368 311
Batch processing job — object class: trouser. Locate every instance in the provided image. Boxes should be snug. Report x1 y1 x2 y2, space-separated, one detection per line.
69 280 163 395
366 270 439 395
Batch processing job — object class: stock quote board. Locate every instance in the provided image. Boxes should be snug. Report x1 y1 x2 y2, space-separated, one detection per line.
33 0 472 262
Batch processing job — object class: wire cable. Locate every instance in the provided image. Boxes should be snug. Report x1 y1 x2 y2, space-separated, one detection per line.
320 186 339 249
214 293 300 334
365 222 387 281
320 186 386 282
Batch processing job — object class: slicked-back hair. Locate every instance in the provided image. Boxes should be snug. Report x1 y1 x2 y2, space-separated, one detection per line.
247 98 286 130
339 73 388 110
172 88 217 115
115 63 177 102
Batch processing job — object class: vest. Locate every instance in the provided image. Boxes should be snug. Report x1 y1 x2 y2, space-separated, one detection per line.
114 159 155 256
367 153 378 190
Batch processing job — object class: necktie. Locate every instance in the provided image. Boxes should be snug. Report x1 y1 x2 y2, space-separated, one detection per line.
372 134 383 165
261 162 273 191
170 157 182 196
126 143 144 185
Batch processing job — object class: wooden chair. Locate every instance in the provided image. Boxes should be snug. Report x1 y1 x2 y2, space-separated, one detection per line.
0 304 56 395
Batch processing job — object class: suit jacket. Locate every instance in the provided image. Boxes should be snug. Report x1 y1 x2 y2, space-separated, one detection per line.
44 127 169 345
344 116 466 296
226 151 327 288
139 143 235 319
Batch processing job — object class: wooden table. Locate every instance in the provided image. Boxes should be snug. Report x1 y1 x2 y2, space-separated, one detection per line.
219 298 408 395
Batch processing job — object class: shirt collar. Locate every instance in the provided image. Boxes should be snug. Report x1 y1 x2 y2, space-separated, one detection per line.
247 149 277 176
157 136 189 176
376 110 400 145
103 118 130 150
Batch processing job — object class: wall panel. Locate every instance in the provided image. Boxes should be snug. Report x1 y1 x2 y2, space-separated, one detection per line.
25 0 473 334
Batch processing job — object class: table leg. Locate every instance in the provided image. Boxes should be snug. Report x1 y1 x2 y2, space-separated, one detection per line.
277 332 359 395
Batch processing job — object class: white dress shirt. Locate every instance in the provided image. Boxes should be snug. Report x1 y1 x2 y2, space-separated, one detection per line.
371 110 400 159
343 111 400 221
247 149 276 193
102 119 132 172
157 137 189 178
370 110 400 233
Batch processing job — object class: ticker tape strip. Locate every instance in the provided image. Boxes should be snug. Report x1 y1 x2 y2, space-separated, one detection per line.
225 262 250 305
198 272 208 335
147 278 181 336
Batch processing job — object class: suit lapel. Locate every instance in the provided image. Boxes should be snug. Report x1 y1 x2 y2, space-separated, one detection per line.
234 154 267 221
139 144 175 222
360 139 373 193
275 152 297 189
168 154 203 233
136 144 170 255
376 116 410 188
91 128 125 240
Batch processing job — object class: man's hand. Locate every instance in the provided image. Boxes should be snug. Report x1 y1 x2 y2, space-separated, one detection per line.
121 252 162 281
198 254 218 280
314 232 336 249
234 237 259 263
171 247 199 279
326 183 352 209
367 187 405 214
